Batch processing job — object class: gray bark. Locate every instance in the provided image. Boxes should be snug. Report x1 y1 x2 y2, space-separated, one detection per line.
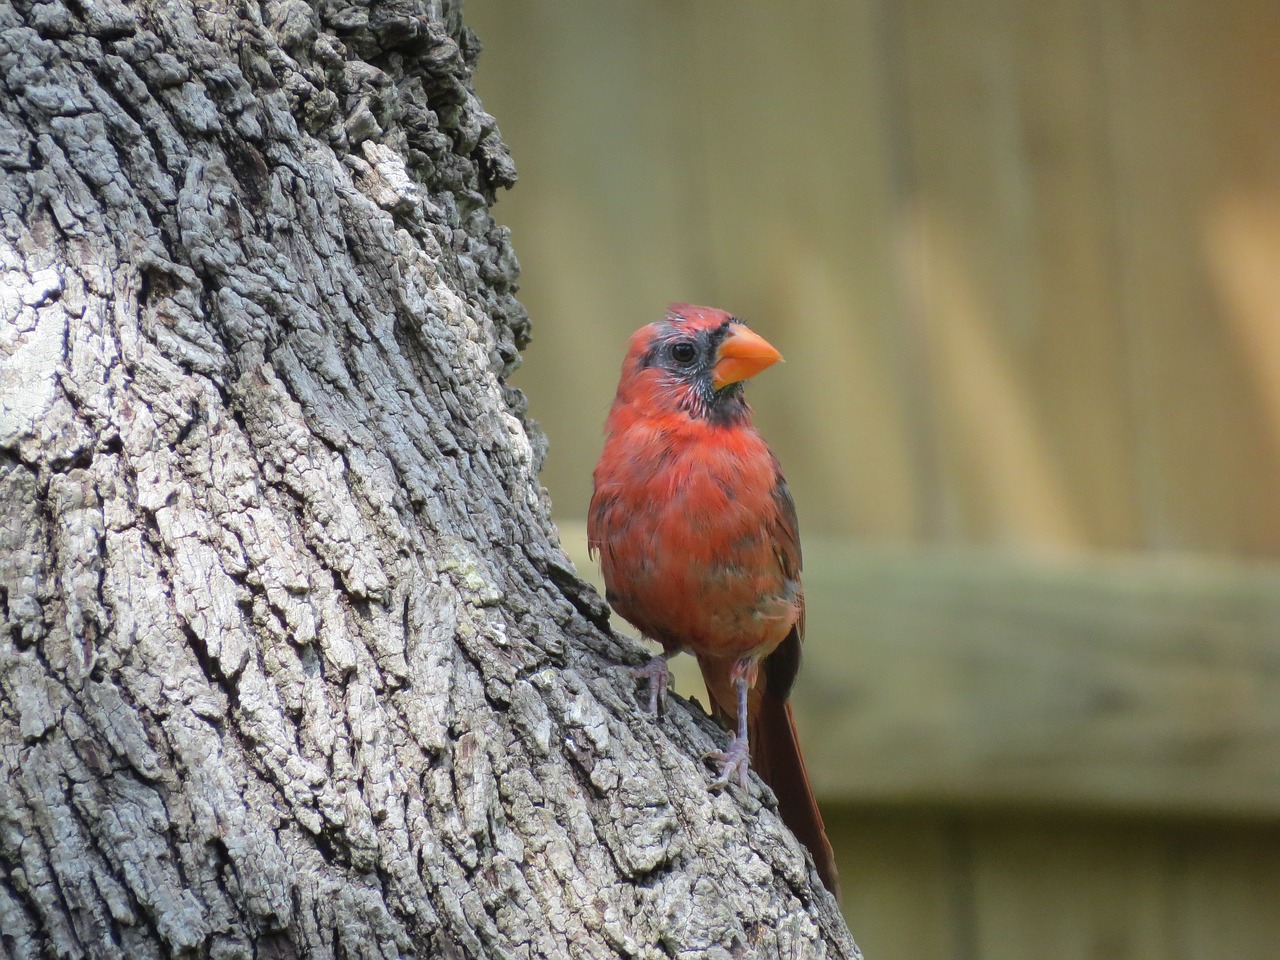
0 0 860 957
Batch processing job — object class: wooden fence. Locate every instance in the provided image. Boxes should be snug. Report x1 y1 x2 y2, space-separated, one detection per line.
468 0 1280 956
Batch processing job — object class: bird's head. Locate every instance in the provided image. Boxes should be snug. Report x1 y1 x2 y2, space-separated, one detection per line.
613 303 783 424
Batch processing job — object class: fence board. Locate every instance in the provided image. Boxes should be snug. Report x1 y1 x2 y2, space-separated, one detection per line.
967 818 1170 959
1170 824 1280 958
1099 0 1280 553
828 809 964 960
893 0 1142 550
796 542 1280 815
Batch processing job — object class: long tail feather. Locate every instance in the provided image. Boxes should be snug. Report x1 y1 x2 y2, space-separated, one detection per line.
748 692 840 898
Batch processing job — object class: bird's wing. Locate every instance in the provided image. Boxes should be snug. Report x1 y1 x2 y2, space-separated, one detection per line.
762 462 804 700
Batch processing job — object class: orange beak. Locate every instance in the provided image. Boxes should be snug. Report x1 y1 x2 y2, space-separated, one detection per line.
712 324 783 390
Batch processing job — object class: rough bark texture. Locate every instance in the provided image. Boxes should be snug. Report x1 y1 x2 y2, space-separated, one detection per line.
0 0 860 957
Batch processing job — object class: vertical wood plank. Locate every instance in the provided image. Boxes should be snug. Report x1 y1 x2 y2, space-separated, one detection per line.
827 808 967 960
967 816 1173 960
892 0 1141 550
1100 0 1280 553
1170 822 1280 959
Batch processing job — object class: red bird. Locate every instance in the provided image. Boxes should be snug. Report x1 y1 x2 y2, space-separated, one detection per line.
588 303 839 896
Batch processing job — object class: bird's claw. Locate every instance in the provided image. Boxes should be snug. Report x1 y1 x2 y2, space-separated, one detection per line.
628 655 673 714
706 735 751 789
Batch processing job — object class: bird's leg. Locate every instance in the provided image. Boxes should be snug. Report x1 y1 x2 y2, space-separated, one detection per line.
708 662 752 788
629 652 674 715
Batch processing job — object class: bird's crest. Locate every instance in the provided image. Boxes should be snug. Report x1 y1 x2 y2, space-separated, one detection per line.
665 302 736 330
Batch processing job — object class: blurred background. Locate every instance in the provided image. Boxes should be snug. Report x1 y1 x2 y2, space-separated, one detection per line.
466 0 1280 956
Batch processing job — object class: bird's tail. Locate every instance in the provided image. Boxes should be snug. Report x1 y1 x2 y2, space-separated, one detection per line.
748 692 840 898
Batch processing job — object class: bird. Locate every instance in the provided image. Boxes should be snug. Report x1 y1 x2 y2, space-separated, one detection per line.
588 303 839 896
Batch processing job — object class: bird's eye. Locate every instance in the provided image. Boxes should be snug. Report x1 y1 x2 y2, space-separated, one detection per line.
670 341 696 365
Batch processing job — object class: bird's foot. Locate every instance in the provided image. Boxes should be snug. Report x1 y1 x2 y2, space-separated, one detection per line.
628 654 673 714
706 734 751 789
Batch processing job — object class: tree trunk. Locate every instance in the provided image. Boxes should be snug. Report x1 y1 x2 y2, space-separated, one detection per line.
0 0 860 956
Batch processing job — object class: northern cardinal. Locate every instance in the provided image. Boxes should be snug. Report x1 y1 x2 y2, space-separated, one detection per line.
588 303 839 896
